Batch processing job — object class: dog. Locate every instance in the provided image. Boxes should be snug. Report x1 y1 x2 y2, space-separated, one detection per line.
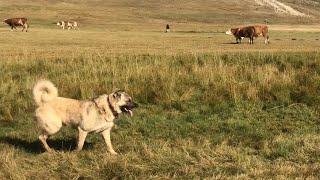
33 80 138 154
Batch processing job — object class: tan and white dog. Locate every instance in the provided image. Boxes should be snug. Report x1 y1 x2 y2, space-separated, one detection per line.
33 80 138 154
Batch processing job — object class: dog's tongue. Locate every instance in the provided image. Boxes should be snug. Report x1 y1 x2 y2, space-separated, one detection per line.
128 110 133 116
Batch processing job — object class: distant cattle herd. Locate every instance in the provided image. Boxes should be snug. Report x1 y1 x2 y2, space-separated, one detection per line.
56 21 79 30
2 18 79 32
2 17 270 44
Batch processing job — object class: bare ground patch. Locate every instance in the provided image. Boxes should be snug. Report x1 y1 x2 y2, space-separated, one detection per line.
254 0 307 16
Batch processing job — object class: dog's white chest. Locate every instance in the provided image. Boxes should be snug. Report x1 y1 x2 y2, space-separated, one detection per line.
80 117 114 133
93 121 114 133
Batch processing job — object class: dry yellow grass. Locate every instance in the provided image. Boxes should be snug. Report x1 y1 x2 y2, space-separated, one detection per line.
0 26 319 59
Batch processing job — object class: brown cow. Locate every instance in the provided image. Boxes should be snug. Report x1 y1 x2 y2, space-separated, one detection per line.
226 25 270 44
253 25 269 44
3 18 29 32
225 26 255 44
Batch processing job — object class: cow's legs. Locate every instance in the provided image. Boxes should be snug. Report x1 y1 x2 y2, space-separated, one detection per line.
23 24 28 32
10 25 16 31
249 36 254 44
265 35 270 44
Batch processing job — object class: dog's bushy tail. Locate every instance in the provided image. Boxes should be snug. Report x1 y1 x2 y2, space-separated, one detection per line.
33 80 58 106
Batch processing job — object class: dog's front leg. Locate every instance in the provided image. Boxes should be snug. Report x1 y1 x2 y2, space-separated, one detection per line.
76 127 88 151
101 128 117 155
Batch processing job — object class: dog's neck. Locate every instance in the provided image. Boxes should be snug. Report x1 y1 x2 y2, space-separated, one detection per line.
107 96 119 119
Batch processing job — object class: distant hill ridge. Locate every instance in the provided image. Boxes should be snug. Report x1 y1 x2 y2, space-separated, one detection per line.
0 0 319 25
254 0 307 16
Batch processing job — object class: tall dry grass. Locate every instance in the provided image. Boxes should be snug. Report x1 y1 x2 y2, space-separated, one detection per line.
1 52 319 121
0 52 319 179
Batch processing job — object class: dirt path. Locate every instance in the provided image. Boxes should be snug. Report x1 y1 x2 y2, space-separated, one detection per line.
269 25 320 32
254 0 306 16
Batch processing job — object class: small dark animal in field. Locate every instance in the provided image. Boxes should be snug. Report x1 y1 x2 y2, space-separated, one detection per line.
291 38 297 40
3 18 29 32
166 24 170 33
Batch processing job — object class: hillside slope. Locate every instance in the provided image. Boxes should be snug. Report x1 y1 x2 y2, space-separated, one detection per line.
0 0 319 28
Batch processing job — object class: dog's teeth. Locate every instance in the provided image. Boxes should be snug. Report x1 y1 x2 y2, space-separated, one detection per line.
129 110 133 116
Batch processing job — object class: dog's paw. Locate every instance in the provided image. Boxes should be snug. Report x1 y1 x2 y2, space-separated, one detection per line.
75 148 83 152
109 150 118 155
44 148 55 153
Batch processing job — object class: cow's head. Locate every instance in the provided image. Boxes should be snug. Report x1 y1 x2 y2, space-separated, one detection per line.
225 29 232 35
56 21 64 26
226 28 241 36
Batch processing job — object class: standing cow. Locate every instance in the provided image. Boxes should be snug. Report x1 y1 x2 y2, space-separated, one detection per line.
226 25 269 44
3 18 29 32
253 25 269 44
225 26 255 44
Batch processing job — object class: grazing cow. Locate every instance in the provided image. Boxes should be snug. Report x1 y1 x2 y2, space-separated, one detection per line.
57 21 79 30
225 26 255 44
226 25 270 44
3 18 29 32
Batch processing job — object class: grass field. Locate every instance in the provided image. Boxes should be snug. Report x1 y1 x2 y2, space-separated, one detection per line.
1 0 320 179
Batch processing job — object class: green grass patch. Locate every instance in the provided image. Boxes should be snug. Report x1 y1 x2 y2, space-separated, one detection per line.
0 52 319 178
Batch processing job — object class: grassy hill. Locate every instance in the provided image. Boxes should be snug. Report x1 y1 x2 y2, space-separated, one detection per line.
1 0 320 28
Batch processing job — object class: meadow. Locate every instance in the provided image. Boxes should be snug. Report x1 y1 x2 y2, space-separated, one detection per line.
1 0 320 179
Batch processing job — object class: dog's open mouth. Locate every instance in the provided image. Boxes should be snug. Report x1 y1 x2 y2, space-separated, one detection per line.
121 107 133 116
120 102 138 116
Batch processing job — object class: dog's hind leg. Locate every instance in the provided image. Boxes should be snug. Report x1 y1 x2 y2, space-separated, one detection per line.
76 127 88 151
38 120 61 152
102 128 117 155
39 133 53 152
36 111 62 152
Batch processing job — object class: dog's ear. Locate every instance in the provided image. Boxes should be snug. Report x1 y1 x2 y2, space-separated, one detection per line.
113 89 123 100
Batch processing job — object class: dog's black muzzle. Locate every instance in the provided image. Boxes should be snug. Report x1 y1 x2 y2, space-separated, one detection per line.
120 101 138 116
